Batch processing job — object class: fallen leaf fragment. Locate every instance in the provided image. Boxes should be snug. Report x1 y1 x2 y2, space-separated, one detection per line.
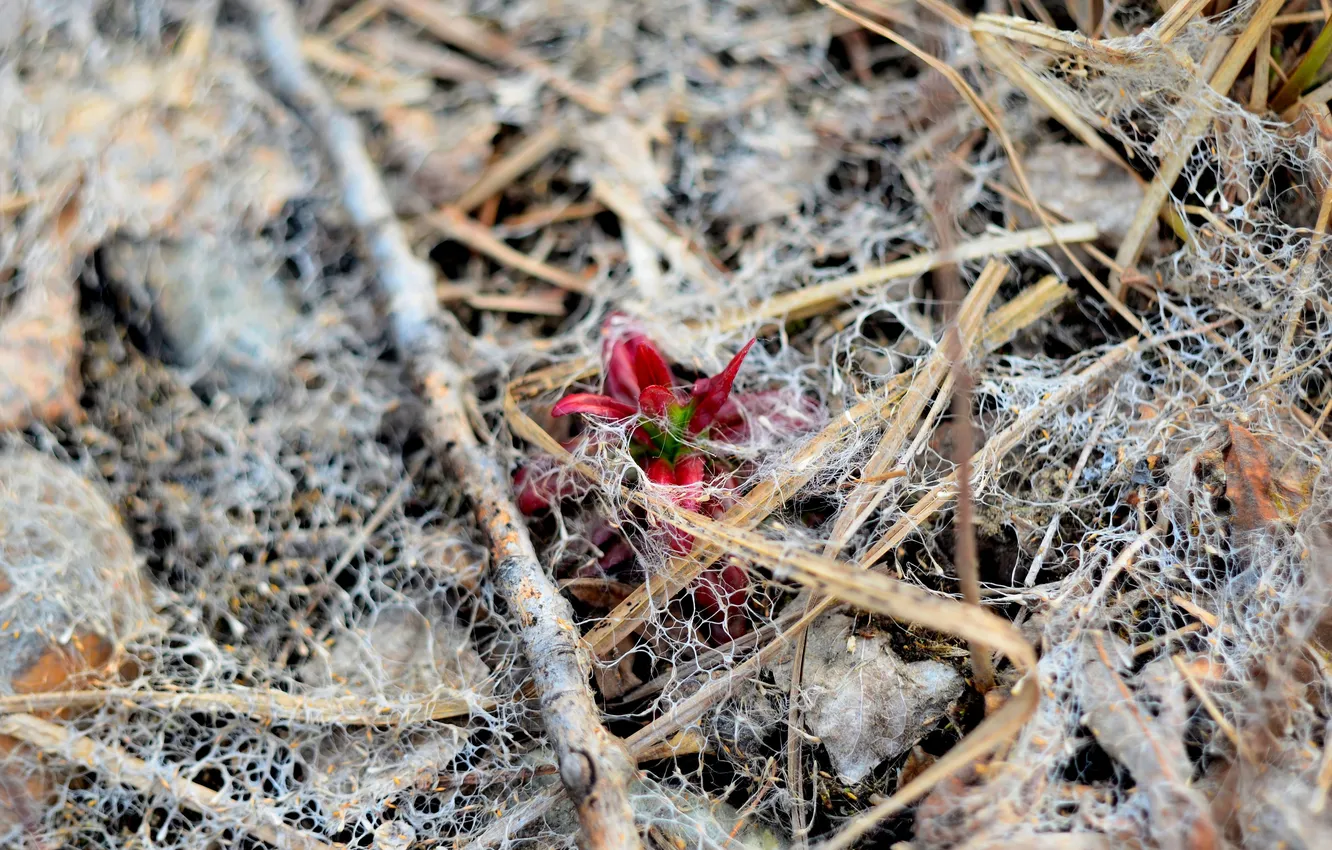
1224 423 1279 534
0 244 80 430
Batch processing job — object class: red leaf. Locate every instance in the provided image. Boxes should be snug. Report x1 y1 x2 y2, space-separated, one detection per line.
638 385 682 418
604 340 642 405
550 393 638 420
626 336 672 391
602 315 674 405
645 457 677 487
675 454 706 487
687 339 756 434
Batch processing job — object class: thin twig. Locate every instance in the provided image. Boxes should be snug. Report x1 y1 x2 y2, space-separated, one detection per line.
243 2 640 847
430 206 591 294
455 125 564 213
0 686 487 725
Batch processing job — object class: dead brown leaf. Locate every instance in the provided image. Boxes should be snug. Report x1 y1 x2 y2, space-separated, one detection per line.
1224 423 1279 534
0 244 80 430
1223 423 1317 532
560 577 636 610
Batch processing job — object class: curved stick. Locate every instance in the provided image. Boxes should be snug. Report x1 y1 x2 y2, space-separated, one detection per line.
242 2 640 847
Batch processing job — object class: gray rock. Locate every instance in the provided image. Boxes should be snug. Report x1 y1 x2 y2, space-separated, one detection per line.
1009 142 1148 246
0 445 149 696
774 613 964 783
101 233 299 398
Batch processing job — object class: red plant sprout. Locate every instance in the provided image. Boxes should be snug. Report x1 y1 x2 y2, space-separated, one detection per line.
515 316 821 644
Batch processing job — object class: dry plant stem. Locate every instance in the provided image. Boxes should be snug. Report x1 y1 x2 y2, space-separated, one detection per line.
244 2 641 847
430 206 591 294
0 713 339 850
0 686 487 725
785 261 1009 841
715 221 1096 329
1112 0 1285 295
383 0 612 113
1251 24 1272 112
455 124 564 213
941 294 997 694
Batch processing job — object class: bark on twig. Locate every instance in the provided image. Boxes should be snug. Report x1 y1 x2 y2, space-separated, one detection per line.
242 2 641 848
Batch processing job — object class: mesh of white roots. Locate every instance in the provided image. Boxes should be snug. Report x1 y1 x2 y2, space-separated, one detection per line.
2 0 1331 848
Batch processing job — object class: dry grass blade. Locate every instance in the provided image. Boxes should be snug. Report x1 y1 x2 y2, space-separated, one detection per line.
454 124 564 213
0 687 489 725
1155 0 1213 44
970 12 1132 59
1112 0 1286 294
713 222 1095 329
429 206 591 294
0 713 341 850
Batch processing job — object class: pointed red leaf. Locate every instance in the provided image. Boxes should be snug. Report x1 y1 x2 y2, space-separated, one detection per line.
601 315 673 405
687 339 756 434
551 393 638 420
626 336 672 391
675 454 706 487
604 340 641 405
638 385 683 418
645 457 677 487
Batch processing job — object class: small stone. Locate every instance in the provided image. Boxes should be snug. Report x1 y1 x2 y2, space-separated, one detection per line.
323 603 492 698
0 446 149 824
101 233 299 399
774 613 964 783
373 820 416 850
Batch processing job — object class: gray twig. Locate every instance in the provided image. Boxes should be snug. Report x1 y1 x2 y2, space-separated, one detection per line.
241 2 641 847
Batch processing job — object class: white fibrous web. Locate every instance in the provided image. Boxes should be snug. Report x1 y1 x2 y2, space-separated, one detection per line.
1 1 1330 849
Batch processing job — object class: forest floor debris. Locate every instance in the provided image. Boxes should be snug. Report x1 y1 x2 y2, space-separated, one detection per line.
1 0 1331 849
